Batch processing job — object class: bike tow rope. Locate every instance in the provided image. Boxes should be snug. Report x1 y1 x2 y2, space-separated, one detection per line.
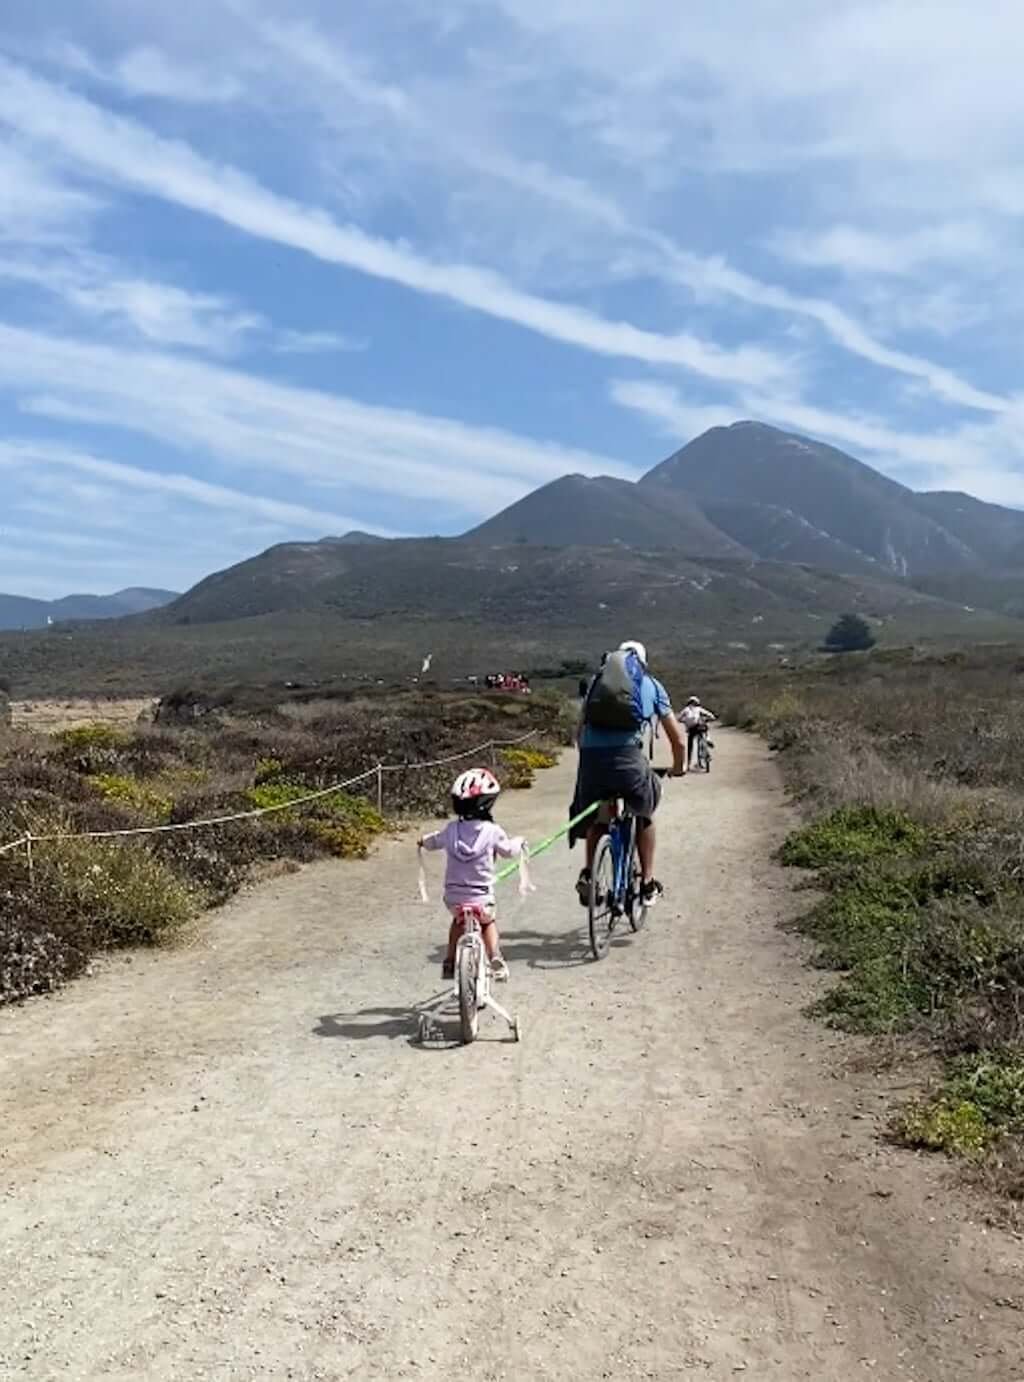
494 800 599 883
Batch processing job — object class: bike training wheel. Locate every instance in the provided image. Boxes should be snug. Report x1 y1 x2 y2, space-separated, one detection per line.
457 943 480 1044
588 834 616 960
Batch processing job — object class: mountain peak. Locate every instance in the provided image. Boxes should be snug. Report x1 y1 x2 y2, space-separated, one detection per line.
638 423 982 578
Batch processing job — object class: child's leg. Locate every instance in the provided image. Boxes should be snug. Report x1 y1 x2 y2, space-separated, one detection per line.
481 917 509 980
446 916 461 964
481 918 500 961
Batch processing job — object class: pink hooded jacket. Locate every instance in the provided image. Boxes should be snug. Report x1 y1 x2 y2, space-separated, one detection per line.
421 819 524 908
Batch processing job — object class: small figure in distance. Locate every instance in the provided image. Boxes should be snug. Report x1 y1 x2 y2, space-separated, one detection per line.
418 768 526 983
680 695 717 770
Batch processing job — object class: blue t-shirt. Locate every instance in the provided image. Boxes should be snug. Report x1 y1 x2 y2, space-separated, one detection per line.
580 673 672 749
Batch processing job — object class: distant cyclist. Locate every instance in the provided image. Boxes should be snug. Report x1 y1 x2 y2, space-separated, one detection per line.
681 696 717 770
571 640 685 908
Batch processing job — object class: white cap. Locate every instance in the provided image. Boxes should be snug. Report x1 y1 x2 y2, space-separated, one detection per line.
618 640 648 666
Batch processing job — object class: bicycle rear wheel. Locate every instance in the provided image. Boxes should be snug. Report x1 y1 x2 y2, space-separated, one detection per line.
626 829 649 933
588 834 615 960
457 941 480 1044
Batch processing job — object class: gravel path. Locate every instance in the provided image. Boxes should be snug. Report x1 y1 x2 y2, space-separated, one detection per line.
2 730 1022 1380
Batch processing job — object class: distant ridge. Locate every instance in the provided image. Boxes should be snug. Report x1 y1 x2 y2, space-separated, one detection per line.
0 587 178 632
13 421 1024 642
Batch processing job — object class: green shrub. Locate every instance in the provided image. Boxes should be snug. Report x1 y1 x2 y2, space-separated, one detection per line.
244 782 386 858
781 806 928 870
793 854 1024 1036
499 745 557 789
504 746 558 771
899 1098 993 1158
11 821 195 958
55 723 129 752
898 1053 1024 1158
87 772 174 824
54 722 132 775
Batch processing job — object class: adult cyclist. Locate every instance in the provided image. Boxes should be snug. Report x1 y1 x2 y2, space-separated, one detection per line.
681 695 717 769
571 640 685 908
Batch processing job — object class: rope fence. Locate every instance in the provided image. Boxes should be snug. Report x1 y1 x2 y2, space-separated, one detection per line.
0 729 540 863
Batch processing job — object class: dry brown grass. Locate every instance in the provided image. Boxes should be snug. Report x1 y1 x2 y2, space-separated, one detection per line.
11 697 157 733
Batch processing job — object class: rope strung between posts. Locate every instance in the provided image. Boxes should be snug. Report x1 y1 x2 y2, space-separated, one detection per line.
381 729 537 772
0 729 539 859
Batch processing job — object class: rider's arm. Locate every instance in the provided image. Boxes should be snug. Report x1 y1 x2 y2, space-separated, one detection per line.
492 826 525 858
418 828 447 851
660 711 687 776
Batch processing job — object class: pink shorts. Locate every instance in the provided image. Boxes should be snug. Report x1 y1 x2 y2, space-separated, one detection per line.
447 901 496 927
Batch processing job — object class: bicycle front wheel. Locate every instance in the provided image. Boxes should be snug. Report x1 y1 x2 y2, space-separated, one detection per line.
457 942 481 1044
588 834 616 960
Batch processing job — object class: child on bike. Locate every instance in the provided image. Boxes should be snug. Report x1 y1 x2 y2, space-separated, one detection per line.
418 768 526 983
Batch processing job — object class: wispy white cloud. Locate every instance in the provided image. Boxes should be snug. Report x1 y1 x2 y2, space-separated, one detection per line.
271 328 366 355
768 222 1000 279
0 251 260 353
50 41 245 104
245 16 1008 415
0 141 100 243
0 323 633 518
0 438 382 533
0 57 791 392
0 248 365 357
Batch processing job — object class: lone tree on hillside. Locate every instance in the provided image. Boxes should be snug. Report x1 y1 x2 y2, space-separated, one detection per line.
824 612 876 653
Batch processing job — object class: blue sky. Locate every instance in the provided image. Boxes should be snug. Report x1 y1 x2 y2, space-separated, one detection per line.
2 1 1023 598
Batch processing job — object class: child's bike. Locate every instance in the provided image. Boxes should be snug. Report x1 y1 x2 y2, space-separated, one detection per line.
695 730 712 773
588 769 669 961
420 903 521 1045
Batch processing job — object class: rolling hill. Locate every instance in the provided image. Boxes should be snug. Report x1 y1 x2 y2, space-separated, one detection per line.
0 587 177 632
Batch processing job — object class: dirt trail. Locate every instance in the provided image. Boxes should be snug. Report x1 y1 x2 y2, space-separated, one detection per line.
2 731 1022 1380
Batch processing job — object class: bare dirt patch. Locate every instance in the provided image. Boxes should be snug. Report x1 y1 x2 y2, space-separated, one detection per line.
10 697 157 733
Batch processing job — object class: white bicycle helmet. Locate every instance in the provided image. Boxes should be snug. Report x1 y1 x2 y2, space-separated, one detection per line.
618 639 648 666
687 695 701 705
451 767 501 802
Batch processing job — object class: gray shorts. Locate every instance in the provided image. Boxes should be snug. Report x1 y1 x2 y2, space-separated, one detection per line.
569 746 662 847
